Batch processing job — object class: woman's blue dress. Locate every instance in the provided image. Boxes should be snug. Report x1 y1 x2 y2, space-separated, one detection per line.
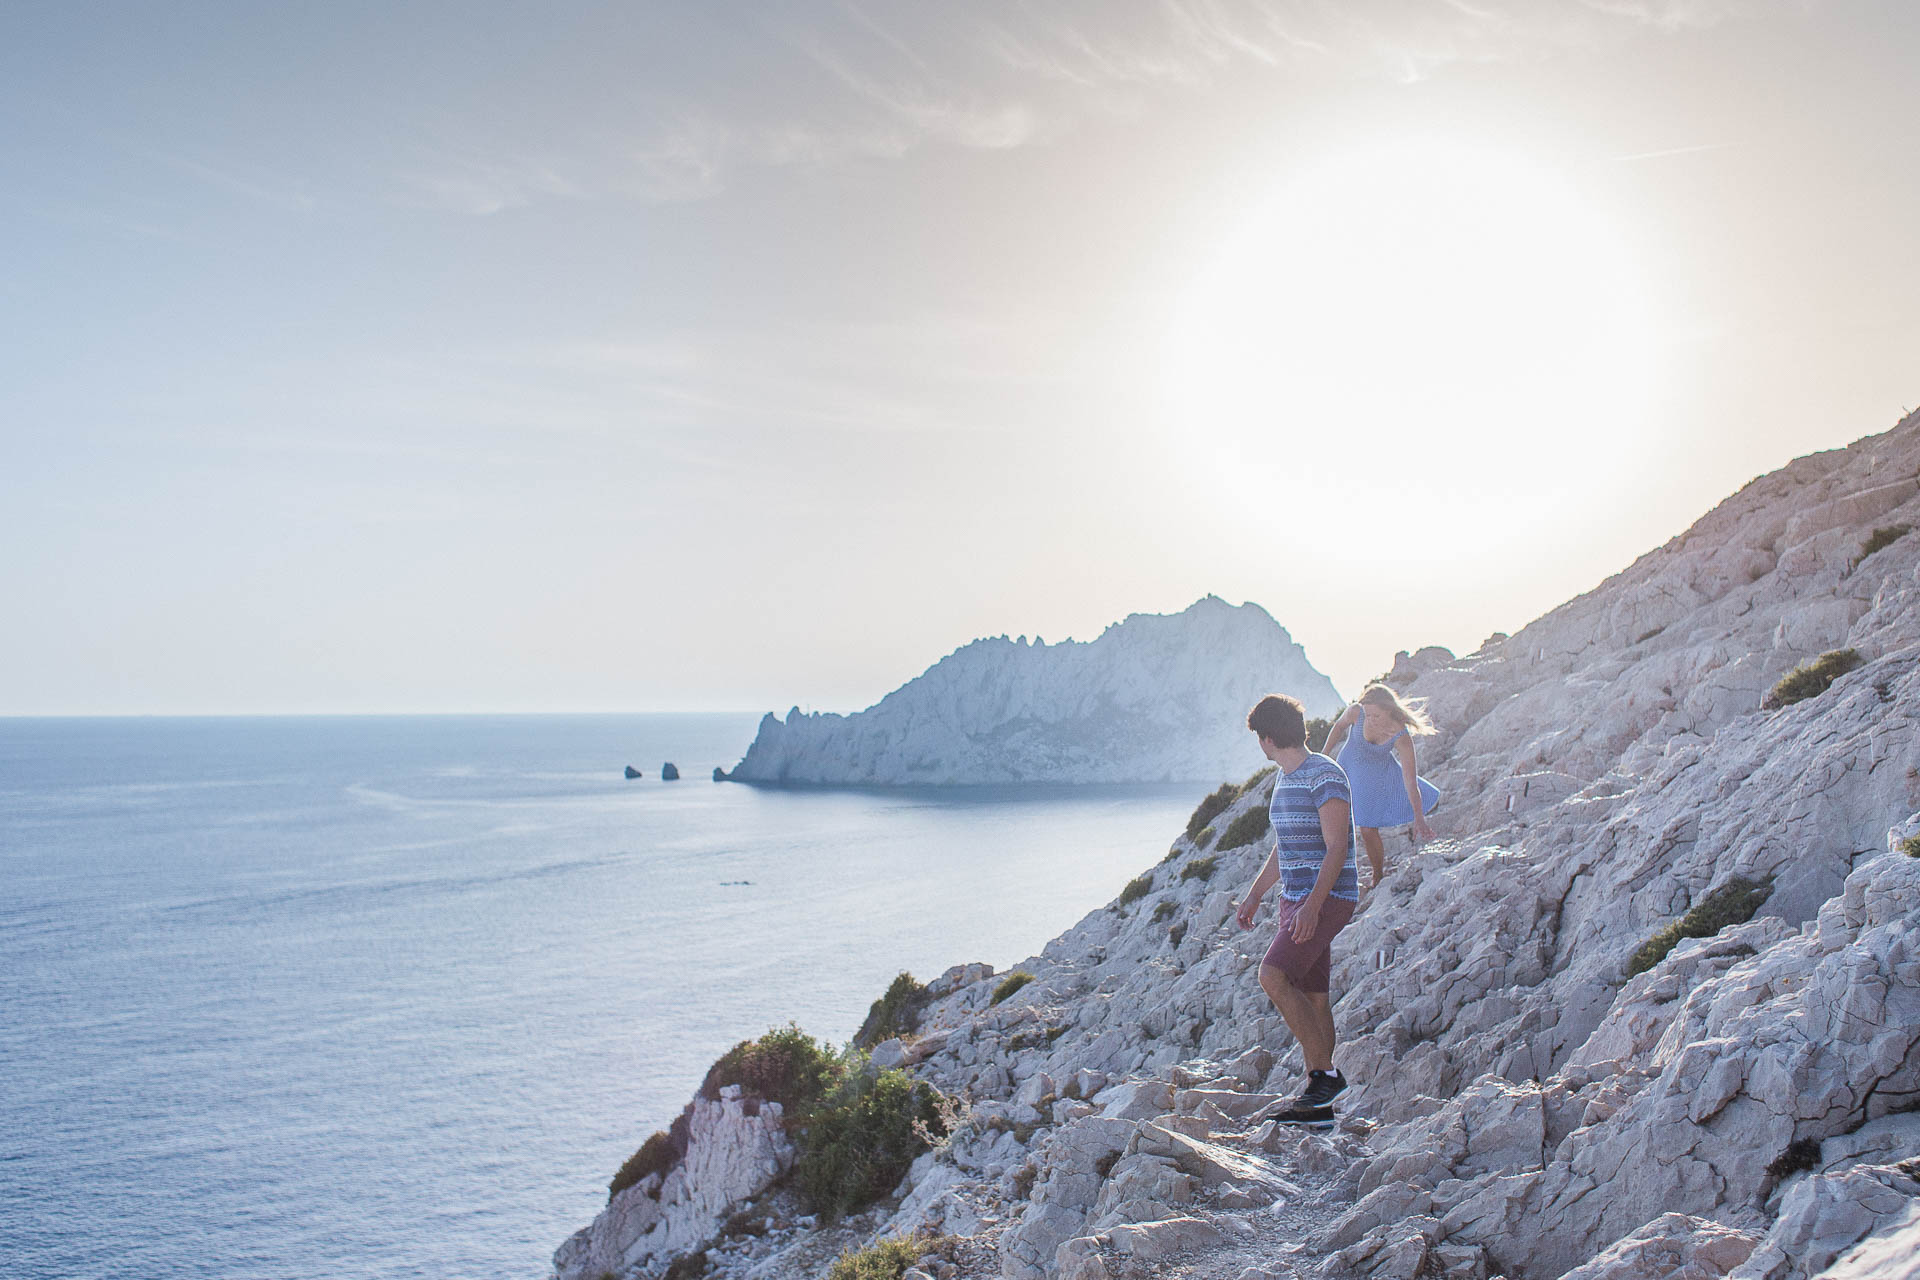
1337 723 1441 828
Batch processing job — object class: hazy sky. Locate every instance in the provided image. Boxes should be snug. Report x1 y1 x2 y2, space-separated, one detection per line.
4 0 1917 716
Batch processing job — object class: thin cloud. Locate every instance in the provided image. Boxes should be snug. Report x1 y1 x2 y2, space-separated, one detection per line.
1597 141 1736 164
397 148 585 216
150 150 318 213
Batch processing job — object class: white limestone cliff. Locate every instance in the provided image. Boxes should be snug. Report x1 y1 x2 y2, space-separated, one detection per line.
727 597 1344 785
559 409 1920 1280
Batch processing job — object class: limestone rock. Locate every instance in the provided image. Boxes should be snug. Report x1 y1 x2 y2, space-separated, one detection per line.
1557 1212 1761 1280
553 1088 793 1280
726 597 1342 784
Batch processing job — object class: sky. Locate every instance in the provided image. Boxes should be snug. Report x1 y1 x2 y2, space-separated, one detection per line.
3 0 1917 716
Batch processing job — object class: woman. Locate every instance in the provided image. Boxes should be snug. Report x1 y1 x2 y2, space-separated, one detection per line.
1320 684 1439 888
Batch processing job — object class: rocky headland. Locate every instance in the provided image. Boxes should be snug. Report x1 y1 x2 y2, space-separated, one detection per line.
560 411 1920 1280
725 597 1344 785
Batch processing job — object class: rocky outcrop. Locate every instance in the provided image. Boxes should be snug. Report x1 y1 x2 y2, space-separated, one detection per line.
626 765 644 779
554 1087 794 1280
558 410 1920 1280
727 597 1343 785
662 762 680 781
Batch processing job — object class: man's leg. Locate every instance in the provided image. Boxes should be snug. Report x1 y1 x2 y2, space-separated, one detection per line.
1359 827 1385 887
1258 963 1336 1072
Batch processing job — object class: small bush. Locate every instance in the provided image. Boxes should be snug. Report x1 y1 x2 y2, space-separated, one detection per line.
1151 900 1175 923
1766 1136 1823 1181
795 1066 950 1220
1305 719 1335 752
663 1251 708 1280
1117 874 1152 909
1902 835 1920 858
1011 1161 1038 1198
825 1234 938 1280
1094 1151 1121 1180
1854 523 1911 568
700 1024 839 1114
1194 825 1215 848
1185 782 1241 840
609 1129 677 1201
1242 763 1277 790
1625 877 1773 977
1167 921 1188 948
1765 648 1865 709
1180 855 1218 882
855 973 929 1048
1219 804 1271 850
990 972 1035 1005
723 1209 768 1237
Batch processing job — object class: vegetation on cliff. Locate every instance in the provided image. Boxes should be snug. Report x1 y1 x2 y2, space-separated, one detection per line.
610 1024 950 1219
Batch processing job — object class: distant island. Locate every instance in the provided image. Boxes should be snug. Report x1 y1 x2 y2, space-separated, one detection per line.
724 596 1343 785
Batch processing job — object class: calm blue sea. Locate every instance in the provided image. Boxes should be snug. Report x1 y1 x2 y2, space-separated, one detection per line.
0 715 1197 1280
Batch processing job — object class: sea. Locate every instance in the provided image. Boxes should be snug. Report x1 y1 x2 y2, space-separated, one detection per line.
0 715 1202 1280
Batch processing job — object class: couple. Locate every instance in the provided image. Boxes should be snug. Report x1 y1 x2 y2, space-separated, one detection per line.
1233 685 1439 1127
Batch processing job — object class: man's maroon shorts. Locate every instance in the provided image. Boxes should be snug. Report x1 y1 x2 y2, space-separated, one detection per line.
1261 895 1357 995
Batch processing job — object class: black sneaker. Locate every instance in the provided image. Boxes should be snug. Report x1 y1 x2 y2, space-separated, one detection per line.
1272 1102 1335 1129
1300 1069 1348 1108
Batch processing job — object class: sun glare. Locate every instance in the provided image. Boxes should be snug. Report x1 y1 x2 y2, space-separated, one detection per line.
1164 138 1657 560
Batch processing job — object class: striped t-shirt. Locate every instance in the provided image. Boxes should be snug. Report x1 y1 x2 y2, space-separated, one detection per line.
1265 754 1359 902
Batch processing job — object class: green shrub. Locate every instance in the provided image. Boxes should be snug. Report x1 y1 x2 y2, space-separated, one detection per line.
1219 805 1270 850
1305 719 1335 752
1194 825 1215 848
1901 835 1920 858
990 972 1034 1005
700 1024 839 1113
609 1129 677 1201
1185 782 1241 840
1242 764 1277 790
1625 877 1773 977
1765 649 1865 709
1117 874 1152 909
825 1235 949 1280
795 1065 949 1219
1854 523 1911 568
1180 855 1217 882
1151 900 1175 923
1167 921 1188 948
855 973 929 1048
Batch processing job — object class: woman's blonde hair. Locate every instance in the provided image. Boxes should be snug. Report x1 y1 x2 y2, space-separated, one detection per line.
1359 683 1436 735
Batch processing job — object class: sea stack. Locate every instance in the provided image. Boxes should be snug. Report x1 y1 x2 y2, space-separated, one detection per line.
660 762 680 781
623 765 642 780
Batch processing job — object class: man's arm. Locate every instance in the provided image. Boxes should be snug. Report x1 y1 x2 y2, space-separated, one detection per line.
1291 796 1353 942
1235 844 1280 929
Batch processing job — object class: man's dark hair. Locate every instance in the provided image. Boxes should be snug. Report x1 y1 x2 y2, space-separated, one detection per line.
1247 695 1306 749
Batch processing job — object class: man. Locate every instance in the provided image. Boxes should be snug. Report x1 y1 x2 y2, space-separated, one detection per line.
1234 693 1358 1126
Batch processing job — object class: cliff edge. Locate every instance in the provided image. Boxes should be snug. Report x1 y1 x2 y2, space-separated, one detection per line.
563 408 1920 1280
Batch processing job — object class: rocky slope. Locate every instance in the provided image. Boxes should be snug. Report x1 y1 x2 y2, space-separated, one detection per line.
726 597 1344 785
561 410 1920 1280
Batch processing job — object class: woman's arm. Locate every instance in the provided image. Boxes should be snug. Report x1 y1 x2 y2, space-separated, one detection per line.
1235 845 1280 929
1393 734 1435 841
1320 705 1358 756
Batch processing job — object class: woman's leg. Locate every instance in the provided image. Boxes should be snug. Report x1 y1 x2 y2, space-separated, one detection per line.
1360 826 1385 887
